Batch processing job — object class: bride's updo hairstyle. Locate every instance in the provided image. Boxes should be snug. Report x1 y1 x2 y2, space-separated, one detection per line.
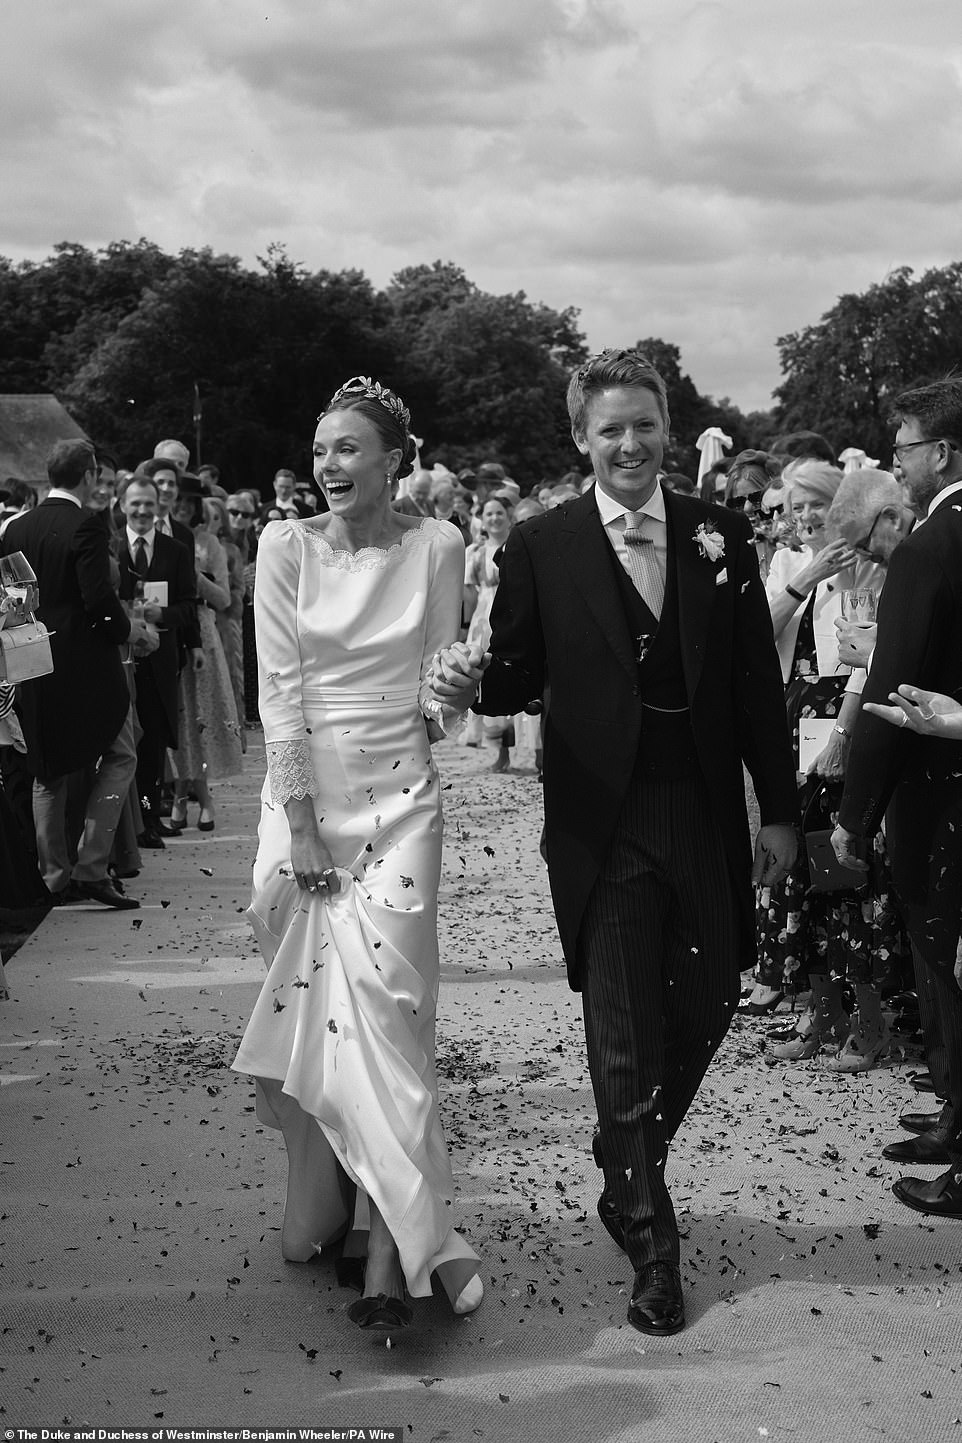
320 376 418 480
566 347 670 436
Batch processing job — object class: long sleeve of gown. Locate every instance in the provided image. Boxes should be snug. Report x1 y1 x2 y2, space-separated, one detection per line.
253 521 318 805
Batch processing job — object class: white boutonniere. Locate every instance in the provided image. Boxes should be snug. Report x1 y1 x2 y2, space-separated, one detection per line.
693 522 725 562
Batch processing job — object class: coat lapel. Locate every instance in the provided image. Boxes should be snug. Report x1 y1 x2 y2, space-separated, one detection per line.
558 491 639 685
665 490 717 699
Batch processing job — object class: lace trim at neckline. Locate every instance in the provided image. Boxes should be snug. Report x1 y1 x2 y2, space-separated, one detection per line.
296 518 432 571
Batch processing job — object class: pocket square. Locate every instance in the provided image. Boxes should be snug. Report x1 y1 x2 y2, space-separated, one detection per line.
715 568 728 586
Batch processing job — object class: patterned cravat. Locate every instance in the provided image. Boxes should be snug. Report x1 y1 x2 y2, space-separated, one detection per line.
623 511 664 620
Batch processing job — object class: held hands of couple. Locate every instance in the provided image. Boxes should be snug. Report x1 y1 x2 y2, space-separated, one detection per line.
430 641 491 712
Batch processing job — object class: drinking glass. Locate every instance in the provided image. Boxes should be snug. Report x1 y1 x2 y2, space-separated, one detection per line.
840 589 877 623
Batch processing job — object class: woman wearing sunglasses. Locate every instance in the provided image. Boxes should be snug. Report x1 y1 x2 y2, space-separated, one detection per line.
722 450 782 581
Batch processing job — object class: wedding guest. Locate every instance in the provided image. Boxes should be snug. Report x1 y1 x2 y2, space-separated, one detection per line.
834 379 962 1217
393 468 435 518
232 376 482 1331
204 495 247 751
462 494 514 768
724 450 781 580
433 348 797 1335
430 478 470 544
1 441 141 907
752 462 898 1070
770 431 836 466
262 468 310 522
84 451 144 879
153 438 191 471
0 681 46 907
167 479 243 832
0 480 37 539
116 476 199 848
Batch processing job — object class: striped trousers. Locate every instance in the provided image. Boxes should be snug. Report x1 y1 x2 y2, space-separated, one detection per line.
579 770 741 1268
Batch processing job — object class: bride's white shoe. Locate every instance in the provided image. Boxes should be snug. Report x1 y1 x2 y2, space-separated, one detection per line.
452 1273 484 1315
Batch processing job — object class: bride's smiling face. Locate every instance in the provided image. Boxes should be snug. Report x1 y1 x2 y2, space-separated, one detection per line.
312 410 401 516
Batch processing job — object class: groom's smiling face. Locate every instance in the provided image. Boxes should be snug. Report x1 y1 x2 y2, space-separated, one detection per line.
573 386 666 510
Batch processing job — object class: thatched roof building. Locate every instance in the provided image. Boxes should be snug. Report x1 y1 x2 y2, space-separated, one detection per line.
0 395 88 487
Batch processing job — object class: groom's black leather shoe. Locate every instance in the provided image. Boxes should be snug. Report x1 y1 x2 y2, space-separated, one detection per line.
892 1165 962 1219
627 1262 685 1336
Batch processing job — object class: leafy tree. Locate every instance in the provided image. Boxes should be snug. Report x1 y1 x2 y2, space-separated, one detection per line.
774 264 962 460
0 240 172 395
633 337 751 477
389 264 587 482
65 248 399 490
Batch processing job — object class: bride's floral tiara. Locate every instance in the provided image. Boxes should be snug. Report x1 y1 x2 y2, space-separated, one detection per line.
323 376 412 432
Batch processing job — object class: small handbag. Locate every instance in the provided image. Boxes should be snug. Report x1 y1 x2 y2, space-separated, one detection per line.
802 782 865 893
0 614 54 683
0 552 54 684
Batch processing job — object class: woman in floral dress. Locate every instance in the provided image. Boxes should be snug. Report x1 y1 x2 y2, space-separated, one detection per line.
752 462 908 1068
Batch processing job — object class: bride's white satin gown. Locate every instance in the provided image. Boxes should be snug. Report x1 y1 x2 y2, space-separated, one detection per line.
232 516 479 1297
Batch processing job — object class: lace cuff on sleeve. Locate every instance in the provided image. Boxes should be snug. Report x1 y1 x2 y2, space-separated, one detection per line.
419 682 469 740
265 740 319 805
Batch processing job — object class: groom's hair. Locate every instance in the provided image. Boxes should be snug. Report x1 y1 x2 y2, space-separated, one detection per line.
567 348 669 435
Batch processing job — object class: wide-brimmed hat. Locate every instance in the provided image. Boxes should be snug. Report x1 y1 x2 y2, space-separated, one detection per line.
134 456 182 481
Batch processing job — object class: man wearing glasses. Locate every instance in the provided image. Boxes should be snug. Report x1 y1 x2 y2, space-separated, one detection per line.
833 379 962 1220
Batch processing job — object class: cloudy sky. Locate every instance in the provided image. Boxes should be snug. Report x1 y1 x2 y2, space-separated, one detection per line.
3 0 961 410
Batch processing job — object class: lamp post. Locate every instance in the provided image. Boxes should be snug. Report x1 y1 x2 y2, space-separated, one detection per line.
193 382 203 469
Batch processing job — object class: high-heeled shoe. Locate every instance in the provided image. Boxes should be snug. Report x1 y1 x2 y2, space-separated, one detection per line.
434 1258 485 1315
744 984 784 1016
197 807 215 832
822 1020 890 1073
769 1011 814 1044
167 801 187 833
769 974 847 1061
347 1293 412 1331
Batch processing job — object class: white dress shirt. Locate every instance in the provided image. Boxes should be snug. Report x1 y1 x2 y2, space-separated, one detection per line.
594 479 668 585
927 478 962 518
47 488 82 507
126 525 158 567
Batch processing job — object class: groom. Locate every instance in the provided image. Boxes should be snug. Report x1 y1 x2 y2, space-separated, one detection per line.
434 349 797 1335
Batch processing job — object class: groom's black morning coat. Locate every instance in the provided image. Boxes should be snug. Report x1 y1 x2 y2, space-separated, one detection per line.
476 484 798 986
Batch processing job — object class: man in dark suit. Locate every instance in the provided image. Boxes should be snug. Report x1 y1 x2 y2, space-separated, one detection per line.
432 350 798 1333
2 440 144 907
833 378 962 1220
393 469 436 518
116 476 199 846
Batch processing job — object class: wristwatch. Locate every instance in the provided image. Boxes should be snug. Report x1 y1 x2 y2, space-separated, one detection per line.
834 723 850 739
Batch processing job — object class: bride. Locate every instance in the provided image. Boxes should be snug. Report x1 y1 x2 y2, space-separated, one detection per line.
232 377 482 1331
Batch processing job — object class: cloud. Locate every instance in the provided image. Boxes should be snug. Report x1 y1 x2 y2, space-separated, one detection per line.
1 0 960 412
